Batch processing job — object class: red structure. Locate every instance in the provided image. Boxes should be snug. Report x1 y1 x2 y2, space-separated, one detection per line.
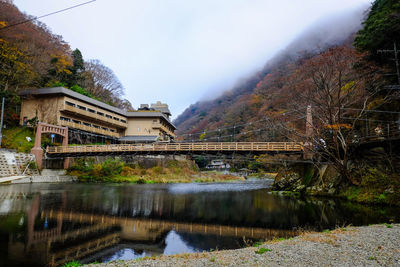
31 122 69 169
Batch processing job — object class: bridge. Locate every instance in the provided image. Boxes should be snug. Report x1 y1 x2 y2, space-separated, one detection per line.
33 105 400 168
45 142 304 157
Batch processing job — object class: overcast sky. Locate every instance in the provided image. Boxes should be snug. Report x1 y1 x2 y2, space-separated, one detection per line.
13 0 372 118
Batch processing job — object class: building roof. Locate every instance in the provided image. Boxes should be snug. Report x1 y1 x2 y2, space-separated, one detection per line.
119 135 159 142
19 87 176 128
19 87 126 116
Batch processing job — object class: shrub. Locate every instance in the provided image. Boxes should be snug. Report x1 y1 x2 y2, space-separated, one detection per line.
360 167 390 188
101 158 124 177
92 164 102 177
121 166 136 176
69 158 94 172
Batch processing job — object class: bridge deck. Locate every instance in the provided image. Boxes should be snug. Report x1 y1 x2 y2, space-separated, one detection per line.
46 142 303 155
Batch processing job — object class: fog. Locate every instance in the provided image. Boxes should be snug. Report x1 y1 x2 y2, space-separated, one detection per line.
13 0 372 118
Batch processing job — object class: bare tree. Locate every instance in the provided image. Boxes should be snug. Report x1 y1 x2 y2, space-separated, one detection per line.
285 46 386 184
83 59 125 105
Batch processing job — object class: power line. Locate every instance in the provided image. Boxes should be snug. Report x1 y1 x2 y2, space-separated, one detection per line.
177 109 305 139
0 0 97 31
339 107 400 115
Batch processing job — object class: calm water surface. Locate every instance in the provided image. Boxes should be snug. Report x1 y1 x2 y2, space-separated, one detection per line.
0 180 399 266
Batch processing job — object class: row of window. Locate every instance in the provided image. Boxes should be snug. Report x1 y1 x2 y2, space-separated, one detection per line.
65 101 127 123
60 117 116 133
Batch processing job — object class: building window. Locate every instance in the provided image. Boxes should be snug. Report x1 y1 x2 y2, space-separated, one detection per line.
121 119 126 123
137 127 140 132
97 112 104 116
83 122 91 127
77 105 86 110
88 108 95 113
106 114 112 119
60 116 71 122
110 129 115 133
113 117 120 121
102 127 108 131
72 119 81 124
65 101 75 107
93 125 100 129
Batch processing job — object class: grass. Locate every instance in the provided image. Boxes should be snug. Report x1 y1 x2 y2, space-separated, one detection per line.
252 241 264 247
1 127 35 153
385 223 392 228
340 185 400 206
62 261 82 267
255 248 272 254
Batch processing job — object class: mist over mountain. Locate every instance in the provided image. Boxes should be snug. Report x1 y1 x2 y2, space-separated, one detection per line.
173 4 369 136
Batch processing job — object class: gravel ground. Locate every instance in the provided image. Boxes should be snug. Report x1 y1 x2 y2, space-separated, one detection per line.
87 224 400 267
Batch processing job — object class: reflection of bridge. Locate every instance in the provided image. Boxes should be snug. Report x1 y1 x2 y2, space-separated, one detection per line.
43 209 299 241
45 142 304 157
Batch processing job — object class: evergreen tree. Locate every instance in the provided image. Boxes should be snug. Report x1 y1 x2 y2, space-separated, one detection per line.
68 48 85 86
354 0 400 61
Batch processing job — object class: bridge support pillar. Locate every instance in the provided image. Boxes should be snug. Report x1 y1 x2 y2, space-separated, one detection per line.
304 105 314 159
31 147 43 170
31 123 44 169
62 130 69 169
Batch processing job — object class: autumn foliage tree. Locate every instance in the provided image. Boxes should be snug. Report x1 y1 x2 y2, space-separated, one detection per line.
0 0 133 126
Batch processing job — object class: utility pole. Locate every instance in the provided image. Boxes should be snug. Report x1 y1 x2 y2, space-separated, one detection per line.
0 97 4 146
378 42 400 85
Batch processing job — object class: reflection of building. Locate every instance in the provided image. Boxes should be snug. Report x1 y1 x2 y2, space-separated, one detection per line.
1 184 308 266
19 87 176 143
206 160 231 169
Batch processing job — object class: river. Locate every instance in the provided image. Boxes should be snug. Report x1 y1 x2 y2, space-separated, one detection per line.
0 180 399 266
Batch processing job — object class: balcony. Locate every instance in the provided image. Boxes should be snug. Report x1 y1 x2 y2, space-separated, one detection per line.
152 122 175 137
62 105 127 128
60 121 120 138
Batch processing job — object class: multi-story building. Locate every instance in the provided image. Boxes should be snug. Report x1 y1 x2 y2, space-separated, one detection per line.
19 87 176 143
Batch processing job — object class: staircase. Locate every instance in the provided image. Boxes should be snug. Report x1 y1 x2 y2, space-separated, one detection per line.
0 150 39 177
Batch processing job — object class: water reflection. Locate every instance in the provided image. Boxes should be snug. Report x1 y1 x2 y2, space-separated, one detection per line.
0 182 399 266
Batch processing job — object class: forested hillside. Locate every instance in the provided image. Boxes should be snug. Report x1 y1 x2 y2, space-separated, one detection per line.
174 3 397 141
0 0 131 127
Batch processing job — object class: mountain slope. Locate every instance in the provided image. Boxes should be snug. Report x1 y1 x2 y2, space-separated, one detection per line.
173 6 368 140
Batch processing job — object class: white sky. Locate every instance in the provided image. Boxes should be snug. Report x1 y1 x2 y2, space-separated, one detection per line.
13 0 372 119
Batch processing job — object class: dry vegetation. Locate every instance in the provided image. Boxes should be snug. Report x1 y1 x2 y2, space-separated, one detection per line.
68 158 244 184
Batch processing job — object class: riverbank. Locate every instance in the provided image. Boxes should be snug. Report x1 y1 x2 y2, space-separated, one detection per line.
87 171 245 184
273 163 400 206
86 224 400 267
67 158 246 183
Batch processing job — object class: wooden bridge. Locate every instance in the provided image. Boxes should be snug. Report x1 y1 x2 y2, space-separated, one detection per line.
45 142 304 157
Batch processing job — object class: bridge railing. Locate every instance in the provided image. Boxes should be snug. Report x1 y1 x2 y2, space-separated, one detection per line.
46 142 304 154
